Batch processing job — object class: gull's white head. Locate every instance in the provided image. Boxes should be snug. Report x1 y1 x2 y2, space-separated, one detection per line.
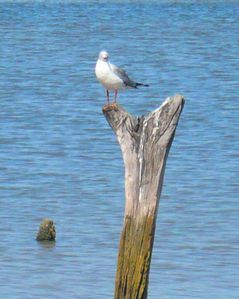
99 50 109 62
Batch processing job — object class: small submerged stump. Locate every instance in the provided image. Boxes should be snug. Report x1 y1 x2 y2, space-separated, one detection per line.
36 218 56 241
103 95 184 299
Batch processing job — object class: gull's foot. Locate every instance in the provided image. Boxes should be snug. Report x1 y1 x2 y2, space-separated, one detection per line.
102 102 118 113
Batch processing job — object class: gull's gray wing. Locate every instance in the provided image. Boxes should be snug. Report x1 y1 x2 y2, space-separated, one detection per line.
110 63 138 88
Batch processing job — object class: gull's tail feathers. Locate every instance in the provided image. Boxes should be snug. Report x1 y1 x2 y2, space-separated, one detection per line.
135 82 149 88
125 80 150 89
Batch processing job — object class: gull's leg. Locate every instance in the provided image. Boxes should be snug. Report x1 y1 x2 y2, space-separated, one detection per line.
106 90 109 104
114 89 118 103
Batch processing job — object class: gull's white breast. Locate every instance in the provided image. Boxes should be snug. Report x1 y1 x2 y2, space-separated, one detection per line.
95 60 124 90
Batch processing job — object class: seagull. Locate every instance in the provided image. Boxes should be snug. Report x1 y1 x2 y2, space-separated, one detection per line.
95 50 149 104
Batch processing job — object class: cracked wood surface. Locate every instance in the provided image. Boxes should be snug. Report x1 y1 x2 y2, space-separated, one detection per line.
103 95 184 299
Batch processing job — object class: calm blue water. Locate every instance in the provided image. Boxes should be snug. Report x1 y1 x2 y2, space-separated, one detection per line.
0 1 239 298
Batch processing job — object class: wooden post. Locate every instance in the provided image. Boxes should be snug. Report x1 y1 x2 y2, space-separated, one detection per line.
103 94 184 299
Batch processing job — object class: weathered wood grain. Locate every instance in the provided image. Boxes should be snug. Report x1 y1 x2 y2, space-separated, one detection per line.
103 95 184 299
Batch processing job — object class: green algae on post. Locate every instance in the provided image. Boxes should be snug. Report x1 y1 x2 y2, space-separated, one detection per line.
36 218 56 242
